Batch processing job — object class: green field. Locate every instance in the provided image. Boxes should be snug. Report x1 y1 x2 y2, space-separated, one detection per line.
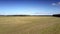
0 16 60 34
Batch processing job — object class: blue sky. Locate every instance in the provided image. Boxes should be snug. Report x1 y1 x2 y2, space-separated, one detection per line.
0 0 60 15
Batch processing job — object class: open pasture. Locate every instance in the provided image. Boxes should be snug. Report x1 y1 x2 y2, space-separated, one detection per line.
0 16 60 34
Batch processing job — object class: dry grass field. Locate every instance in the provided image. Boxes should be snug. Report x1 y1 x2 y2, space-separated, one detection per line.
0 16 60 34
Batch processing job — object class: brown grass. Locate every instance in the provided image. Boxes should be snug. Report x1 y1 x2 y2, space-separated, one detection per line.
0 16 60 34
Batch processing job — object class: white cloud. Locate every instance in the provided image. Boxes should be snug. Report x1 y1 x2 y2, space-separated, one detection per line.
52 2 60 6
52 3 56 6
58 2 60 5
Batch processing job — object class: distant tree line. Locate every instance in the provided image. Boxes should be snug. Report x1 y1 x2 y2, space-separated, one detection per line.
53 14 60 17
7 14 59 17
0 14 60 17
0 15 31 16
